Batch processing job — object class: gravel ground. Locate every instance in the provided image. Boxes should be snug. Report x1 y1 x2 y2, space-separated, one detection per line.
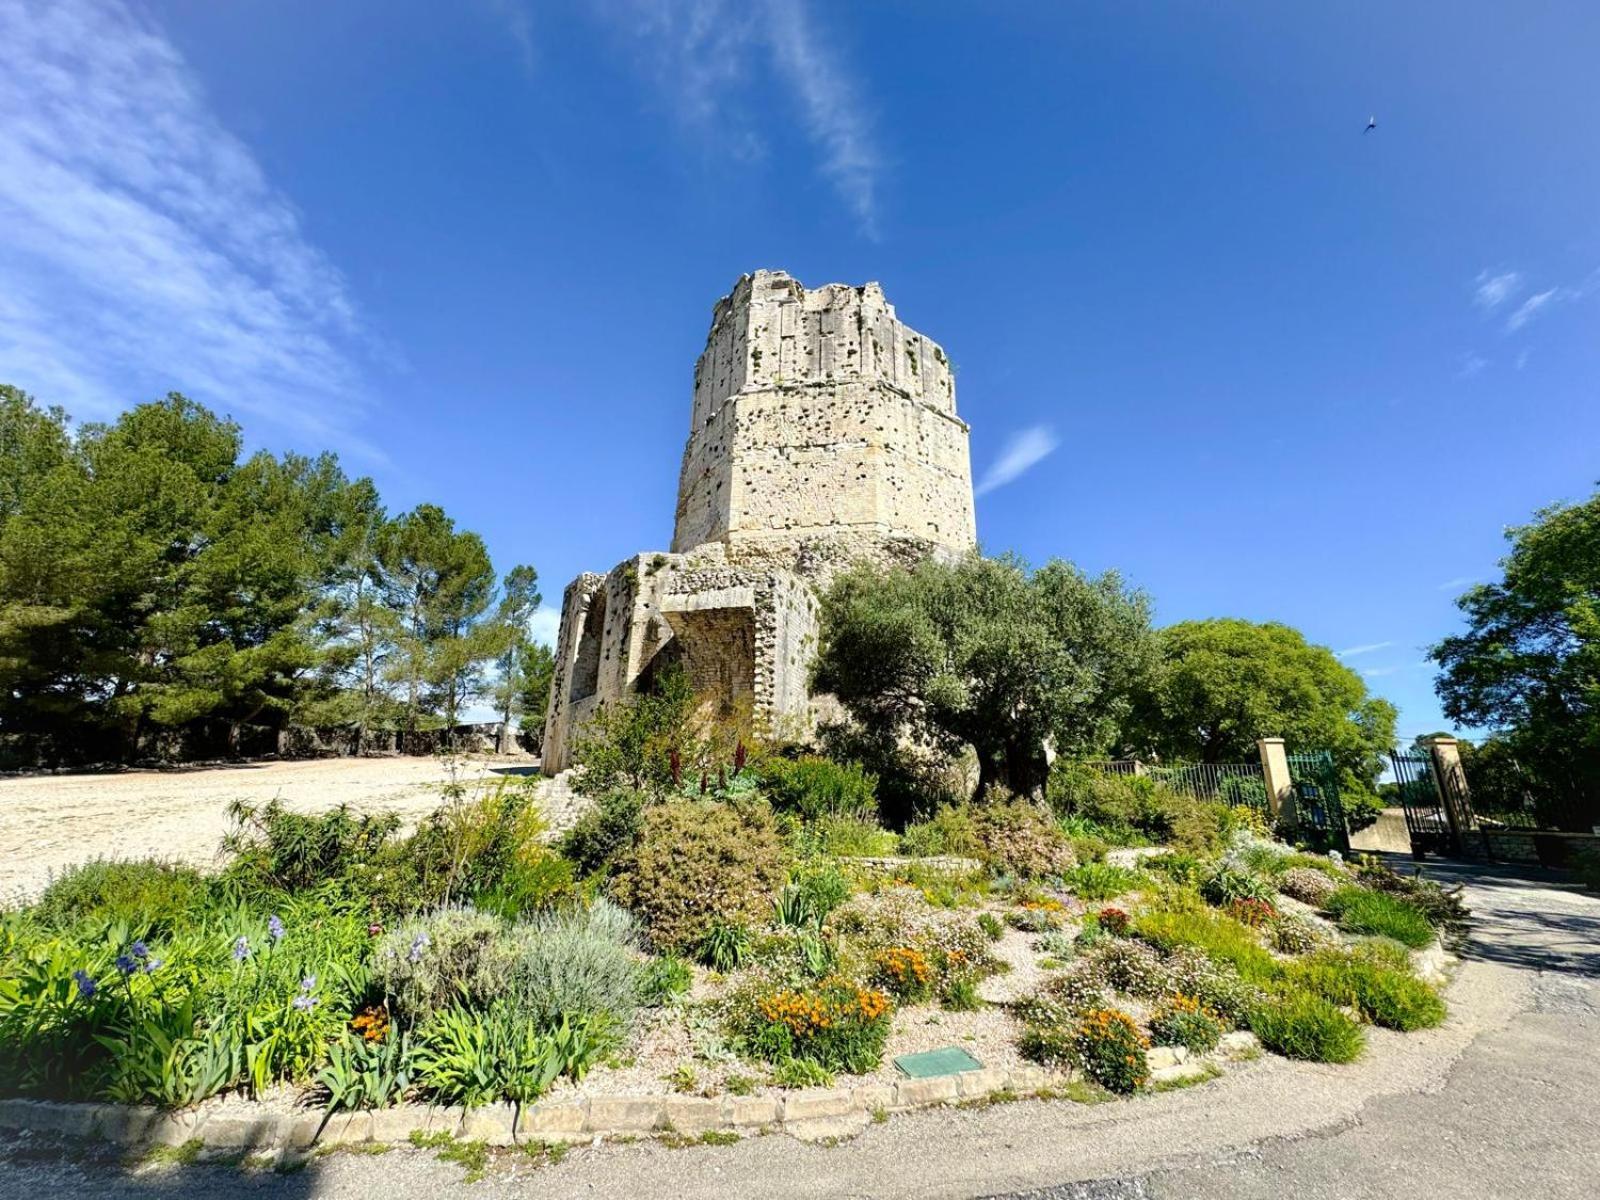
0 756 539 901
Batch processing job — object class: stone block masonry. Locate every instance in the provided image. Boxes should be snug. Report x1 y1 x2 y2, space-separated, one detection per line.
543 270 978 774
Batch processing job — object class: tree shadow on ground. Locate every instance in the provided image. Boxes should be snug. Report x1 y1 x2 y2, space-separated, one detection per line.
1368 851 1600 977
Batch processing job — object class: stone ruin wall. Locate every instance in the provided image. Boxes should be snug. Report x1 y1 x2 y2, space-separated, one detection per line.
673 270 976 577
541 545 820 773
543 270 974 774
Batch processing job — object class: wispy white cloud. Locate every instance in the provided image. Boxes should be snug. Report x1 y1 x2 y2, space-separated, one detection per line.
584 0 882 233
0 0 378 453
529 605 562 648
1337 641 1392 659
1506 287 1557 332
1457 352 1488 379
1437 576 1479 592
1362 661 1431 679
975 425 1059 497
1360 665 1401 678
1473 269 1521 310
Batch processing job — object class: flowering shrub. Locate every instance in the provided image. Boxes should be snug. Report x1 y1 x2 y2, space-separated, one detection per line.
1278 867 1339 907
735 978 892 1073
969 799 1077 878
872 947 934 1001
373 907 505 1019
1270 913 1331 956
828 887 993 971
1201 865 1275 908
351 1007 390 1043
1097 907 1130 936
1226 898 1277 928
1086 938 1173 998
1006 904 1062 933
1073 1008 1149 1093
1148 994 1223 1054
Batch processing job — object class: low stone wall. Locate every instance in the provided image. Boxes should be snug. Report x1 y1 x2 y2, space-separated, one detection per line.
0 1034 1259 1158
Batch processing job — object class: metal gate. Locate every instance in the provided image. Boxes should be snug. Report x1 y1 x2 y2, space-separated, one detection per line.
1390 746 1467 857
1286 751 1349 854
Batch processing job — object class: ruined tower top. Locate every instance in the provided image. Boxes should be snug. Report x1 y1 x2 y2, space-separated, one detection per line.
671 269 977 571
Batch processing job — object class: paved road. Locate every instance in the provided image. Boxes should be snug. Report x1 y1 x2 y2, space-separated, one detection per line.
1 856 1595 1199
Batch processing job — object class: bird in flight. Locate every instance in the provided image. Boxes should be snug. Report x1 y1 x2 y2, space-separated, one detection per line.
1365 115 1378 133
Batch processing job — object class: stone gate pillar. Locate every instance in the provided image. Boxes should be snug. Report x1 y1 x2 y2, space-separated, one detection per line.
1424 735 1475 848
1258 737 1295 822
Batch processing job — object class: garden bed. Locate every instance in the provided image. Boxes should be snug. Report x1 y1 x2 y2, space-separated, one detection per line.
0 750 1468 1163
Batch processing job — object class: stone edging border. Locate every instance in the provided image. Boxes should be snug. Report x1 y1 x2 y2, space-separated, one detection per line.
0 1033 1259 1158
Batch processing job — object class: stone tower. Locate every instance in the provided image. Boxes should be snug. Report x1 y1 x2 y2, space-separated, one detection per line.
674 270 976 572
541 270 976 774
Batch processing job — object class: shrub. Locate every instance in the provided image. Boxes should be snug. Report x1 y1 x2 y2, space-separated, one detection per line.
1086 938 1172 998
736 978 892 1073
759 756 877 821
1062 863 1146 901
222 798 401 894
373 907 506 1020
805 813 899 858
1073 1008 1149 1093
1044 964 1112 1014
898 805 981 858
1270 912 1331 955
1144 852 1204 886
977 912 1004 941
413 1004 606 1107
1006 904 1061 933
1200 866 1275 908
1277 867 1340 907
474 855 576 919
1292 950 1446 1031
31 860 210 937
1324 888 1436 949
1351 860 1469 933
558 789 645 877
1225 898 1276 928
610 801 787 952
1048 766 1224 853
499 900 642 1030
1164 948 1263 1025
1248 989 1365 1063
318 1028 415 1113
1016 1004 1077 1067
872 947 935 1001
940 973 983 1011
826 887 992 971
969 798 1077 878
697 920 753 972
789 864 851 925
748 927 835 984
637 956 693 1006
1134 904 1279 984
1148 994 1223 1054
1097 907 1130 936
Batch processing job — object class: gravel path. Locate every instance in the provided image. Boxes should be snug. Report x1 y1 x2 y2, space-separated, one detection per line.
0 855 1593 1198
0 757 538 901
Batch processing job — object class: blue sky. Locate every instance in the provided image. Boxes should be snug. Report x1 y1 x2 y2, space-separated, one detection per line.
3 0 1598 741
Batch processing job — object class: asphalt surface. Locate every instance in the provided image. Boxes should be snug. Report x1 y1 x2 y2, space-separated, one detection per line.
1 855 1595 1199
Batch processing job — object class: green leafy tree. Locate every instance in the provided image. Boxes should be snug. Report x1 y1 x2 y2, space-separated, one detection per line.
1130 618 1397 791
378 504 498 745
515 640 557 749
1432 487 1600 828
486 565 542 752
812 553 1157 799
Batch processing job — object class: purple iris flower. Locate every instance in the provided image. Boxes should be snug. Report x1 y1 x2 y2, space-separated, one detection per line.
300 975 317 991
267 915 285 942
408 931 429 964
292 994 319 1012
232 936 250 961
114 954 137 977
145 957 164 973
130 941 149 960
73 970 96 1000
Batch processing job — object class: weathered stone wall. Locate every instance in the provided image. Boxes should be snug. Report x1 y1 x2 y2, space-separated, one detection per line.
673 270 976 568
542 270 975 775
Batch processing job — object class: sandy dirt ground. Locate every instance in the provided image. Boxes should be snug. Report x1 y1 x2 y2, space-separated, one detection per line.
0 756 538 901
